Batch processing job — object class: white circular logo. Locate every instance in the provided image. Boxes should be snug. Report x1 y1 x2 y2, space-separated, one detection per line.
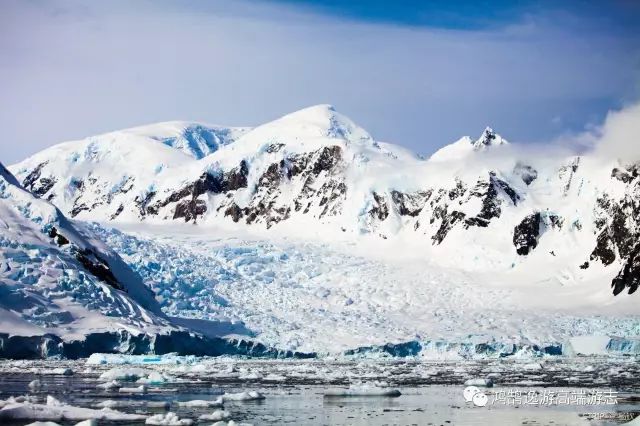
463 386 480 402
472 392 488 407
464 386 488 407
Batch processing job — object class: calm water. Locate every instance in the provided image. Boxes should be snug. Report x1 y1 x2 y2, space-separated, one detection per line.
0 358 638 425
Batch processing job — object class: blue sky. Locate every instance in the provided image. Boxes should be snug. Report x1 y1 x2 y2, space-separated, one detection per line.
269 0 640 32
1 0 639 163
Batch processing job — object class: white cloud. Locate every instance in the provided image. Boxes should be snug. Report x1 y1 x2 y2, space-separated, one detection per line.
594 102 640 162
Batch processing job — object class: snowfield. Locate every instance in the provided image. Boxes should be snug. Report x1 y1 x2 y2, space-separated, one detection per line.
89 222 639 356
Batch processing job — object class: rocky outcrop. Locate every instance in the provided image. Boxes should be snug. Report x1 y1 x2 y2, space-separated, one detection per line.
513 213 541 255
611 243 640 295
391 190 431 217
46 224 126 293
21 161 57 198
147 160 249 222
369 192 389 221
216 145 346 228
587 164 640 294
512 211 564 256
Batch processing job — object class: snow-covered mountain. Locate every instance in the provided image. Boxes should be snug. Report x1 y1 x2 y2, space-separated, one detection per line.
0 161 173 353
0 163 317 358
10 105 639 300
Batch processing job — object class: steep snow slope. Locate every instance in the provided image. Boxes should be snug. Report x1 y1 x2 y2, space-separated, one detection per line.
0 162 170 342
9 105 640 297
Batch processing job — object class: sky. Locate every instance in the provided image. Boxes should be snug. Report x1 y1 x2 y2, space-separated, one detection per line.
1 0 639 164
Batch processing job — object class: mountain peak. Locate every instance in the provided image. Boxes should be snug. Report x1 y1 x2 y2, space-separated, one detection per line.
251 104 373 145
429 127 509 162
472 126 508 150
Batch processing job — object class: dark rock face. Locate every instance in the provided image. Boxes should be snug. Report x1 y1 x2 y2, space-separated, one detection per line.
152 145 348 228
611 165 639 183
22 162 47 190
227 145 346 228
589 164 640 294
432 210 466 244
148 160 250 222
559 157 580 195
590 191 639 266
513 212 541 255
391 190 431 217
312 145 342 174
224 202 244 223
135 191 156 217
264 143 285 153
22 162 57 198
174 199 207 222
465 172 520 228
66 175 134 219
44 223 126 292
110 204 124 220
32 177 56 197
611 243 640 295
591 230 617 266
369 192 389 221
48 226 69 246
75 248 124 292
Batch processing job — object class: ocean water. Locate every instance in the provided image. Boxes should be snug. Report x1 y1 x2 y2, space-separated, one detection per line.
0 358 638 425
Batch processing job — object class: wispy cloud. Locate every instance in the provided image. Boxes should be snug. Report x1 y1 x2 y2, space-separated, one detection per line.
1 0 638 163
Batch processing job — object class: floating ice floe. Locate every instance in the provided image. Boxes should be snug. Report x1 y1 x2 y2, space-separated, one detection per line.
49 368 73 376
221 391 265 402
464 378 494 387
87 353 198 365
95 400 120 409
0 395 145 421
238 372 262 380
324 384 401 397
136 371 175 385
97 400 171 409
178 398 223 408
199 409 232 421
28 380 42 390
96 380 121 390
100 367 150 381
145 412 193 425
118 385 147 394
148 401 173 408
210 422 252 426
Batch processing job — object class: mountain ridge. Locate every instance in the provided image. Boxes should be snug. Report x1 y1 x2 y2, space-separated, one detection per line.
8 105 640 297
